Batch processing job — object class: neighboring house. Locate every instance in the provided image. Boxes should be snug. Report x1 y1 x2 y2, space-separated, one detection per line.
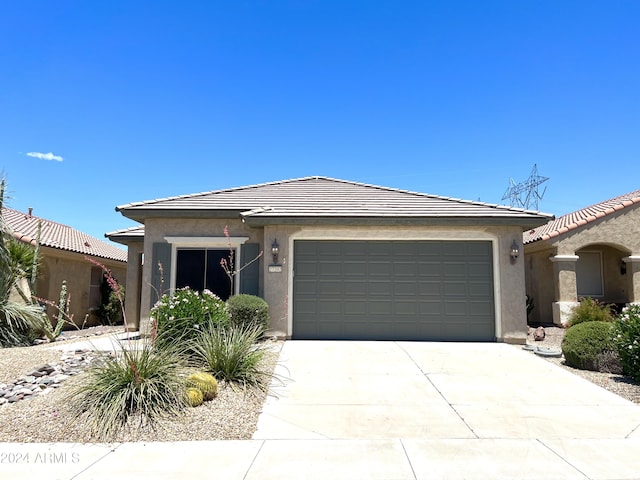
2 207 128 327
107 176 551 343
524 189 640 326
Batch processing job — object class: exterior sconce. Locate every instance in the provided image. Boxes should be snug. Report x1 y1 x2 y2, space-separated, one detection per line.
621 260 627 275
510 240 520 262
271 239 280 265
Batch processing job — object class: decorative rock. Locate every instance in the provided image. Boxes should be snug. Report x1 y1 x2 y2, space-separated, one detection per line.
1 349 99 407
52 374 70 383
534 326 546 341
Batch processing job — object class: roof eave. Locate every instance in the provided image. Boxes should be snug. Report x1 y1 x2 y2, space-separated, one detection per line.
117 208 245 222
242 215 553 229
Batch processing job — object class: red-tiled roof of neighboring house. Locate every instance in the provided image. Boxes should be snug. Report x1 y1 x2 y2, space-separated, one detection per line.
524 189 640 244
2 207 127 263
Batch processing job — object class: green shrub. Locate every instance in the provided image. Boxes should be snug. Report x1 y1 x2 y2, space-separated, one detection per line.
186 387 204 407
99 280 125 326
191 323 271 391
612 304 640 382
561 321 616 371
567 297 614 326
227 294 269 333
186 371 218 400
67 339 188 440
151 287 229 351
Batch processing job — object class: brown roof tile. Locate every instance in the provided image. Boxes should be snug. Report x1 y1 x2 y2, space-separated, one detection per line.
117 176 553 225
2 207 127 263
523 189 640 244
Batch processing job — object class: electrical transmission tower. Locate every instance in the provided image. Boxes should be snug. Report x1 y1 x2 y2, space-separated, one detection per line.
501 164 549 210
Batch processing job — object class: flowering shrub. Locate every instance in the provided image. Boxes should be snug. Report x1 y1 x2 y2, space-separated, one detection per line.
150 287 229 350
612 304 640 382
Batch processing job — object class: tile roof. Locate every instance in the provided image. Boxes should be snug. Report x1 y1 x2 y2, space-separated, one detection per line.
105 225 145 245
524 188 640 244
117 176 553 225
2 207 128 263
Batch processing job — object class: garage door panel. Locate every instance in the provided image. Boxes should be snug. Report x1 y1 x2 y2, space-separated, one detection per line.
368 280 392 294
394 262 418 276
293 240 495 341
469 283 493 297
419 281 442 296
295 280 318 295
343 281 367 295
443 281 467 296
369 262 391 276
318 281 341 295
344 262 367 275
443 263 467 277
295 261 318 275
344 301 367 314
370 305 393 315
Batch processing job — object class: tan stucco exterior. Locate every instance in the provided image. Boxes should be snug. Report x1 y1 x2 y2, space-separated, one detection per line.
130 219 530 343
524 205 640 325
36 246 127 328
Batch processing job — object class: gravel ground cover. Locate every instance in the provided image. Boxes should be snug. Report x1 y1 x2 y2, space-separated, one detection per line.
522 326 640 404
0 328 282 442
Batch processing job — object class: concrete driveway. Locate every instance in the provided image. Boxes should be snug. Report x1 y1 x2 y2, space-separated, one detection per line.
6 341 640 479
251 341 640 479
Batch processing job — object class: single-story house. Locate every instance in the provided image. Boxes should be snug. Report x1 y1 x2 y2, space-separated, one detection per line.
524 189 640 326
2 207 128 327
108 176 552 343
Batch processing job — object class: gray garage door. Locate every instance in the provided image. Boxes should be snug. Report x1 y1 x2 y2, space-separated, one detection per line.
293 240 495 341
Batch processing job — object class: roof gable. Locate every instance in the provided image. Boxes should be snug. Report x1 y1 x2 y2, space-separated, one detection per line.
117 176 553 226
2 207 127 263
524 188 640 244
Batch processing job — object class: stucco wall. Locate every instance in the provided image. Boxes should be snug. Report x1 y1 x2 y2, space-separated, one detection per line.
553 206 640 255
38 247 127 328
524 247 556 324
138 219 529 342
139 218 264 331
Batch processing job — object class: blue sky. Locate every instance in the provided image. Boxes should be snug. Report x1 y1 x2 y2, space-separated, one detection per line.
1 1 639 247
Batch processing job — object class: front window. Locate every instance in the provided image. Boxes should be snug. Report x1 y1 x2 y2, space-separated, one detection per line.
175 248 233 300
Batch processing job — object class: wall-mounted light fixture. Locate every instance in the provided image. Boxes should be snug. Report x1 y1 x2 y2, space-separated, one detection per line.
621 260 627 275
271 239 280 264
510 240 520 262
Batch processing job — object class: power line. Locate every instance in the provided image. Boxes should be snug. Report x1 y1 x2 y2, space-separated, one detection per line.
501 164 549 210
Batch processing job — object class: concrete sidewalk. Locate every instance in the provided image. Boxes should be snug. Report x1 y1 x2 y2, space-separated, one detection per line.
2 341 640 479
2 437 640 479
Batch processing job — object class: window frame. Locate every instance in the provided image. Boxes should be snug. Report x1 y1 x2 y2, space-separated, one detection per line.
164 236 249 296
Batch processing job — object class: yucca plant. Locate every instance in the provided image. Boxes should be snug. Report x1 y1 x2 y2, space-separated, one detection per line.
0 178 46 346
66 338 189 440
191 323 271 391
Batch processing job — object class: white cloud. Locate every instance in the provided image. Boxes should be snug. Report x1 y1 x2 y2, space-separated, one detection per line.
26 151 64 162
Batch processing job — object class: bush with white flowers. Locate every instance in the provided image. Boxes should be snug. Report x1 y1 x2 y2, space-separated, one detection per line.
612 304 640 382
150 287 229 351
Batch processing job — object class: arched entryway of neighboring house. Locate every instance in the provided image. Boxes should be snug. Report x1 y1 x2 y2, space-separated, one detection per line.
575 243 632 313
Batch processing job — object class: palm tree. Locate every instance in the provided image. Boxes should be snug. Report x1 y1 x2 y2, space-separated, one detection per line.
0 179 45 346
